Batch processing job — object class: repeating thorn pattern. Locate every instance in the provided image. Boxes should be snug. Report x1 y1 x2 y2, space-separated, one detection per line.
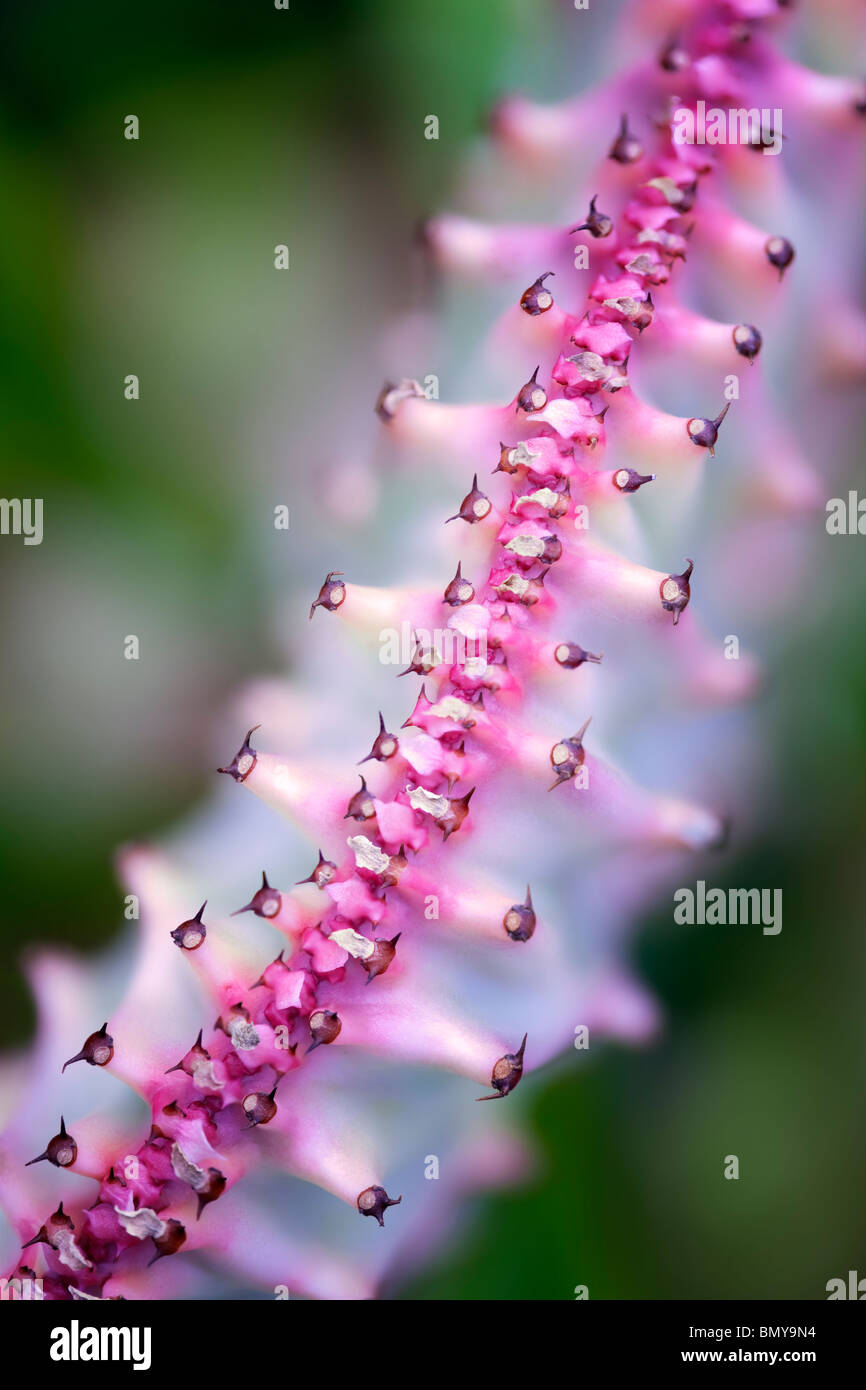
2 0 863 1302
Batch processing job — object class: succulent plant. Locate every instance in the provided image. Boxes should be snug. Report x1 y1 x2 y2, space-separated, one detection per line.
1 0 863 1301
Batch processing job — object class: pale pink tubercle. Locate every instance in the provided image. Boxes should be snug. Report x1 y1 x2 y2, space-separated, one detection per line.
649 300 756 367
422 215 568 278
767 54 866 127
2 0 863 1301
491 83 623 164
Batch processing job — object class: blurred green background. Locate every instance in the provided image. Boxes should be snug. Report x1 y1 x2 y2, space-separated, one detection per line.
1 0 864 1299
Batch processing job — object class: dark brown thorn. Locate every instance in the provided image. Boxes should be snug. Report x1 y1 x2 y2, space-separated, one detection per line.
569 195 613 239
732 323 762 363
309 570 346 620
358 711 399 764
148 1217 186 1266
25 1116 77 1169
195 1168 227 1219
554 641 603 670
446 473 492 524
62 1022 114 1074
493 441 520 475
344 775 376 822
477 1034 527 1100
170 902 207 951
764 234 794 278
217 725 261 782
516 365 546 414
443 561 475 607
306 1008 342 1052
660 37 689 72
440 786 475 840
21 1225 49 1250
357 1185 402 1226
686 401 731 456
165 1029 209 1075
609 112 642 164
242 1085 279 1128
520 271 556 316
548 718 591 789
362 933 401 984
295 849 337 889
612 468 656 494
660 558 694 626
503 885 537 942
232 870 281 919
